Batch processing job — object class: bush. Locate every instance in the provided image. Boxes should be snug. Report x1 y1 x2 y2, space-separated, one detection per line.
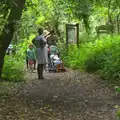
1 35 36 82
63 35 120 83
85 35 120 83
2 54 26 82
79 32 96 44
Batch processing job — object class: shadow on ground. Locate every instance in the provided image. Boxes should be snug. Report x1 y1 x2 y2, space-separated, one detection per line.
0 69 120 120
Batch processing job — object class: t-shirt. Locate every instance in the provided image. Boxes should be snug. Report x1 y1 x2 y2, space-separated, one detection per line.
26 48 36 60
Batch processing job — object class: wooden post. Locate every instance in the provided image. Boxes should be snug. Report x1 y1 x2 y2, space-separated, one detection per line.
66 24 68 48
76 23 79 47
66 23 79 47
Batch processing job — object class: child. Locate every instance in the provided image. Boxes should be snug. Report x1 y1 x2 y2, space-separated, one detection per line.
49 45 59 56
50 52 65 72
26 44 36 72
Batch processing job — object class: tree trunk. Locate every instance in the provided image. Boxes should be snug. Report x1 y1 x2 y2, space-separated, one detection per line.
55 20 61 37
116 13 120 34
0 48 6 80
0 0 26 79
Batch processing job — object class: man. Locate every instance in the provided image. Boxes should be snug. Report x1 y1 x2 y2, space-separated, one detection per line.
32 28 47 79
46 30 57 46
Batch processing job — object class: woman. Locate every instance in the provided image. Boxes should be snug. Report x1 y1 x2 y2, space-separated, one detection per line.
32 28 47 79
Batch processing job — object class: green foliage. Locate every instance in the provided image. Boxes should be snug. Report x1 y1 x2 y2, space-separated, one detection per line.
1 0 120 83
64 35 120 83
2 32 36 82
115 86 120 93
62 44 81 69
116 108 120 119
2 55 25 82
57 43 67 58
79 32 96 43
1 38 33 82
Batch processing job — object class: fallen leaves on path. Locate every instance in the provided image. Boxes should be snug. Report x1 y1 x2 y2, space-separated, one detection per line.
0 70 120 120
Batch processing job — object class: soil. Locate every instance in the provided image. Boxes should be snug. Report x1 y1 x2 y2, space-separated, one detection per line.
0 69 120 120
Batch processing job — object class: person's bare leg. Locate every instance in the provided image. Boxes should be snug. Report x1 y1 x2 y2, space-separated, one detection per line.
30 64 33 72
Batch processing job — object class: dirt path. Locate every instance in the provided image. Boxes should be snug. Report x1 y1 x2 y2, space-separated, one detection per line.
0 69 120 120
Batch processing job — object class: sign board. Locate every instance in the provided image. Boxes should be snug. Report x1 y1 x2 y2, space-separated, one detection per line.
66 23 79 47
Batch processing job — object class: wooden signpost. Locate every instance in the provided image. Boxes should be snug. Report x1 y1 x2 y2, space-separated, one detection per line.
66 23 79 47
96 24 114 37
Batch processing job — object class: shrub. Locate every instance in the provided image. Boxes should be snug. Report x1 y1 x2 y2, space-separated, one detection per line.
79 32 96 44
2 43 26 83
2 55 25 82
63 35 120 83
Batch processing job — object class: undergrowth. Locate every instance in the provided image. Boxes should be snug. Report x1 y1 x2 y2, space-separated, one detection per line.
62 35 120 84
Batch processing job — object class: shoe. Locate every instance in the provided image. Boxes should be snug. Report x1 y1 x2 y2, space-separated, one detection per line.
38 76 44 80
40 76 44 79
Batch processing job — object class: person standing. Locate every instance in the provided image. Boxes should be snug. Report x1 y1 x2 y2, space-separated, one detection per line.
32 28 47 79
46 30 57 46
26 44 36 72
26 44 36 70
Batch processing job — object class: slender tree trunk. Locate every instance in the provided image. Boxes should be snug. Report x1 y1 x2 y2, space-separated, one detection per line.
82 14 90 34
116 13 120 34
0 0 26 79
0 48 6 79
55 20 60 37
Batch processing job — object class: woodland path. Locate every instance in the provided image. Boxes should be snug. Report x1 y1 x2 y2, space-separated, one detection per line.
0 69 120 120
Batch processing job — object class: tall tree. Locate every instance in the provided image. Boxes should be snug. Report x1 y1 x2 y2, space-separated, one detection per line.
0 0 26 79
